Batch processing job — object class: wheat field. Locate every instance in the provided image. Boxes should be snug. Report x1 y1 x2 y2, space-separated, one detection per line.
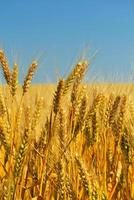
0 49 134 200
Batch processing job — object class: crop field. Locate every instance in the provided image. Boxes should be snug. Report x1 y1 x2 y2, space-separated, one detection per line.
0 49 134 200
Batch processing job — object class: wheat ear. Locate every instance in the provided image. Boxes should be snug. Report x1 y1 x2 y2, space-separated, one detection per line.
0 49 11 85
63 60 89 95
53 79 64 115
75 156 90 197
11 62 18 97
22 61 38 95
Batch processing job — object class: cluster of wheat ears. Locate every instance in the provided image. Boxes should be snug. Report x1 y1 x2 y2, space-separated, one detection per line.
0 49 133 200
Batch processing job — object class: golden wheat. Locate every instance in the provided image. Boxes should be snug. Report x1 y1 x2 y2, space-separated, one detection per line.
0 49 133 200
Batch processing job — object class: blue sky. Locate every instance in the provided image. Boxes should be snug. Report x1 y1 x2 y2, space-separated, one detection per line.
0 0 134 82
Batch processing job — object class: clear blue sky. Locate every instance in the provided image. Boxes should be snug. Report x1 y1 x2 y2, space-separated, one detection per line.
0 0 134 82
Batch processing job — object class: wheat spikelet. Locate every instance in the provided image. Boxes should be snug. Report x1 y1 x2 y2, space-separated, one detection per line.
4 119 11 145
83 94 103 146
11 62 18 97
53 79 64 115
55 161 65 200
71 61 88 105
75 156 90 197
24 106 32 128
74 95 87 137
107 134 115 165
1 178 8 200
104 94 114 127
31 97 43 131
71 84 86 120
37 127 47 153
116 161 122 183
63 60 89 95
76 60 89 83
58 108 66 151
14 128 30 177
71 81 79 110
65 175 77 200
2 178 14 200
22 60 38 94
72 86 87 121
120 128 131 164
88 93 104 119
91 182 98 200
16 106 22 132
101 192 108 200
0 118 11 164
0 49 11 85
92 110 99 143
107 175 114 194
28 157 38 183
0 119 10 153
116 95 127 136
111 95 127 148
109 95 121 125
98 94 106 122
83 119 93 147
0 91 7 116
